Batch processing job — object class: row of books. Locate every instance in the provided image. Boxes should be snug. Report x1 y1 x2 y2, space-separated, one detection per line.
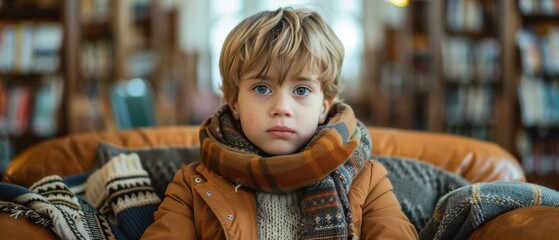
445 85 495 126
518 0 559 16
80 40 114 80
442 37 501 83
517 130 559 174
517 27 559 77
446 0 488 33
518 76 559 127
0 22 62 74
80 0 111 25
0 75 63 136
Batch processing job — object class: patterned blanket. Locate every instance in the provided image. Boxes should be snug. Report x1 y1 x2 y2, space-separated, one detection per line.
0 153 160 240
420 181 559 240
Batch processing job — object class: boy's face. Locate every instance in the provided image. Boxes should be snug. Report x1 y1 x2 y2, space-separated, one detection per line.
230 59 332 156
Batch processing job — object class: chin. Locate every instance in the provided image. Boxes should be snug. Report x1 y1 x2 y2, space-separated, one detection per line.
262 147 298 156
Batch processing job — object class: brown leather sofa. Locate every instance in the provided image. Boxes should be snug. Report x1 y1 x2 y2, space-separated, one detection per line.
1 126 558 239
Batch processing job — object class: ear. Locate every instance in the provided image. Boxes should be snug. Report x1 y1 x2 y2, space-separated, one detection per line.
319 98 333 124
229 99 240 120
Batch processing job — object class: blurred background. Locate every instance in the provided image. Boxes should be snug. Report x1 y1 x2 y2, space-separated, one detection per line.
1 0 558 187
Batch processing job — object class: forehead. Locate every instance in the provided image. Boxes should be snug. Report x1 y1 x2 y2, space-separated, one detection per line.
243 57 318 80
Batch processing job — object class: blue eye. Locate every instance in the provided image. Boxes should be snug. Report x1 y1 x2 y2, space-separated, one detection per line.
294 87 311 96
253 84 271 94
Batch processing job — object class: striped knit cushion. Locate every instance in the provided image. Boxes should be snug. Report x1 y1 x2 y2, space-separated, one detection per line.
95 142 201 198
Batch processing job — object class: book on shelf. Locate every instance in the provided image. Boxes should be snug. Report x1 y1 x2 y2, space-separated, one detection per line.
15 23 35 73
518 75 546 127
446 85 494 127
0 75 63 137
4 84 32 136
33 23 62 73
519 0 559 16
516 28 542 76
466 85 494 125
542 29 559 76
80 40 114 80
32 75 63 137
515 27 559 77
475 39 501 82
442 37 472 83
0 22 62 74
442 37 501 83
446 0 485 33
80 0 111 25
445 86 467 125
0 24 15 72
518 75 559 127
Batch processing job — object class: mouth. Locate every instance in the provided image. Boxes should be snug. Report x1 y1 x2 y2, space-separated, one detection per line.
266 126 295 139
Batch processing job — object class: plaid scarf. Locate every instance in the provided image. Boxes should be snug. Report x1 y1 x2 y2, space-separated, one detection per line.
199 103 371 239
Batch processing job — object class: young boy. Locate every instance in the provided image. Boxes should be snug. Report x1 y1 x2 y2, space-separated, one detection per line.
142 7 418 239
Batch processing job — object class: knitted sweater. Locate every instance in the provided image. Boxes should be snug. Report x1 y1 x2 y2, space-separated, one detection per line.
256 191 301 239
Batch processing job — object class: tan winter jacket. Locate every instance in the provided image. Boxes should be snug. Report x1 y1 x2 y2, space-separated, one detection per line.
141 160 419 239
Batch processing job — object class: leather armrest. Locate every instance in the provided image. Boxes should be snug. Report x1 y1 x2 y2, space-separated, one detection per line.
0 213 57 239
468 206 559 239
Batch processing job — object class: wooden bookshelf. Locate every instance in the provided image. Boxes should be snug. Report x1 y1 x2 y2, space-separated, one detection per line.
363 0 440 131
68 0 116 133
0 0 181 160
365 0 507 143
64 0 182 133
508 0 559 187
0 0 70 159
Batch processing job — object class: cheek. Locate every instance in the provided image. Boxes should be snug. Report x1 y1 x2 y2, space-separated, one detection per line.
239 110 259 128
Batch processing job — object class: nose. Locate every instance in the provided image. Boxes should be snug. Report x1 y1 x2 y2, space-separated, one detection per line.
270 92 293 117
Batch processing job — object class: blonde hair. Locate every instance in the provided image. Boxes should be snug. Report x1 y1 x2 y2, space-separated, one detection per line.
219 7 344 104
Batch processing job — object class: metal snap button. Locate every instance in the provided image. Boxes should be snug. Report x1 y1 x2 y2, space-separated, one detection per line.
227 214 234 221
205 191 213 196
195 178 202 183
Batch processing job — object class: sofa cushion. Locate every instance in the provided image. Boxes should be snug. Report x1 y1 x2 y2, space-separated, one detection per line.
373 155 469 231
95 142 201 198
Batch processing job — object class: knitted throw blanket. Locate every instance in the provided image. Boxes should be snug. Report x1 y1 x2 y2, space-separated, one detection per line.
0 153 160 240
420 181 559 240
199 103 371 239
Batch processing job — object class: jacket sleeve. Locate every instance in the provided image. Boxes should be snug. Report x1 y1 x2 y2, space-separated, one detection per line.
141 166 197 239
359 160 419 240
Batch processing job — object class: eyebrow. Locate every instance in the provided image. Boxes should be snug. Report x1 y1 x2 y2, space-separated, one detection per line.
244 76 271 83
296 76 317 83
244 73 319 87
248 74 318 83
